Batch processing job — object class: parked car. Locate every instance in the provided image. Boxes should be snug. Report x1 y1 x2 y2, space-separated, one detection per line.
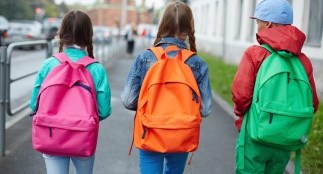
93 26 112 44
5 20 44 49
42 17 61 41
0 15 9 46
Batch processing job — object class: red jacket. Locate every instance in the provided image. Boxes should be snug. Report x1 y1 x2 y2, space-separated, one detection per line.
231 25 319 130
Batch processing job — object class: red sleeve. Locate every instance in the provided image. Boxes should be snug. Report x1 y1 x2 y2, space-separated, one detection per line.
231 46 269 117
298 53 319 113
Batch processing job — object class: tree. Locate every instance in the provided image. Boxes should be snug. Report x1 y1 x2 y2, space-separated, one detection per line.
0 0 33 20
57 2 69 17
40 0 59 18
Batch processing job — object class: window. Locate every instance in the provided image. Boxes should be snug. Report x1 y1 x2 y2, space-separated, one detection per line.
235 0 244 40
248 0 257 41
306 0 323 47
205 5 209 35
213 0 219 36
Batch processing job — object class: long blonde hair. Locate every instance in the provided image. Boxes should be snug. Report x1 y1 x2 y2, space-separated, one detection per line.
154 1 197 52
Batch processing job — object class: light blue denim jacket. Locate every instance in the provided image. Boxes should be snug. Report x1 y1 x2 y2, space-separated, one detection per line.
121 37 212 117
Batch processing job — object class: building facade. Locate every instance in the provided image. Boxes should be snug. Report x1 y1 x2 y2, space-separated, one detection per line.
190 0 323 98
87 0 153 28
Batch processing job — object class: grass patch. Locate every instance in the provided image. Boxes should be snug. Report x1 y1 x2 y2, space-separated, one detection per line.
302 103 323 174
199 52 323 174
198 52 237 105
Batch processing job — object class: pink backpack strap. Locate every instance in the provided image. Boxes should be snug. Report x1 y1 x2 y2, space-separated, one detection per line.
53 53 97 67
76 56 97 67
53 52 70 63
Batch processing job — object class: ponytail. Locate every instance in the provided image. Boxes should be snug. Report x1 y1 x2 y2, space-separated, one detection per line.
59 40 64 53
188 32 197 52
87 39 94 58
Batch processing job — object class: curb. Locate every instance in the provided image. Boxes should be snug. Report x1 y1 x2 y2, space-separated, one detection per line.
210 90 296 174
211 91 237 120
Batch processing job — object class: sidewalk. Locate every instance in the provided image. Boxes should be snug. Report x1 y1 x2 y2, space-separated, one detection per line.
0 39 238 174
211 91 298 174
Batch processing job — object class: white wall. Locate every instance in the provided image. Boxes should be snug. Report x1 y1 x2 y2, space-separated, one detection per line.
190 0 323 62
190 0 323 98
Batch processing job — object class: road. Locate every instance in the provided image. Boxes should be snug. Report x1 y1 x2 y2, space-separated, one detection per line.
0 38 238 174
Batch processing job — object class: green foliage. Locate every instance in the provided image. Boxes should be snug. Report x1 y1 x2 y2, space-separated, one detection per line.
199 52 323 174
0 0 33 20
302 103 323 174
198 52 237 105
0 0 62 20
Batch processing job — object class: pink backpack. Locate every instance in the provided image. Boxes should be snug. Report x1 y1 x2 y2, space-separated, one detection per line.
32 53 99 157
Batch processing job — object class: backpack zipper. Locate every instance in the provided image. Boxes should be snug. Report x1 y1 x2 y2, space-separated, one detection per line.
192 91 199 103
49 127 52 137
287 72 290 84
142 128 147 139
269 113 273 124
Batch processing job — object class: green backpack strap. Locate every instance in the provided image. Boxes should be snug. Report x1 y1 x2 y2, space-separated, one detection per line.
261 44 276 54
295 149 301 174
236 115 248 170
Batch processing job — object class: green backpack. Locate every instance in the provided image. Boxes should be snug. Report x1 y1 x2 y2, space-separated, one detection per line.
238 44 314 173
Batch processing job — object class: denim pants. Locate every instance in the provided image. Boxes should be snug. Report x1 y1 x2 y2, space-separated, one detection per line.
43 154 95 174
139 149 188 174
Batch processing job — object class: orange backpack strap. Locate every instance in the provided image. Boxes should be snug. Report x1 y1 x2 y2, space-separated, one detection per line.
149 47 164 61
149 46 195 62
181 49 196 62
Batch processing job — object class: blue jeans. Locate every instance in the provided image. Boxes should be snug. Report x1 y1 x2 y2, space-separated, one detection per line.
139 150 188 174
43 154 95 174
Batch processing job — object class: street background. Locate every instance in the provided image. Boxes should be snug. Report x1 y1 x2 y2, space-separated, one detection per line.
0 39 238 174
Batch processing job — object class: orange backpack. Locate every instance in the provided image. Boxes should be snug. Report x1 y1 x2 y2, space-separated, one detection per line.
132 45 202 153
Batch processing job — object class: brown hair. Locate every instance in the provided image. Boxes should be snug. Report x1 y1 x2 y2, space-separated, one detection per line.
58 10 94 58
154 1 197 52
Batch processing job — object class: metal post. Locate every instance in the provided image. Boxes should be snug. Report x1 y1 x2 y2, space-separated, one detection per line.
0 46 7 157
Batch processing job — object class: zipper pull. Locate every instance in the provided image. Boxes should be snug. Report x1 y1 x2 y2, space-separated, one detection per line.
49 127 52 137
141 128 147 139
287 72 290 84
192 91 199 103
269 113 273 124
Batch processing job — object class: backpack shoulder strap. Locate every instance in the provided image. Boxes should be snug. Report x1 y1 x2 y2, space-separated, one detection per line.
53 53 97 67
149 46 196 62
181 49 196 62
77 56 97 67
261 44 276 54
53 52 70 63
149 47 164 61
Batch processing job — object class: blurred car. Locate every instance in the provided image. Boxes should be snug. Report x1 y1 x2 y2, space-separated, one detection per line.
0 15 9 46
93 26 112 44
5 20 44 49
42 17 61 41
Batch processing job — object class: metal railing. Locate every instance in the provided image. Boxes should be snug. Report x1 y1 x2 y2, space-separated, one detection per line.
0 36 126 156
6 40 51 116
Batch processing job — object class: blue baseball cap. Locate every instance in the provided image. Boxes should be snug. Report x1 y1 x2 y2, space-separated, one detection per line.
250 0 293 24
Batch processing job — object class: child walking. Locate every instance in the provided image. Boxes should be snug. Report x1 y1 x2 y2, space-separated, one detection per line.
29 10 111 174
121 2 212 174
231 0 319 173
